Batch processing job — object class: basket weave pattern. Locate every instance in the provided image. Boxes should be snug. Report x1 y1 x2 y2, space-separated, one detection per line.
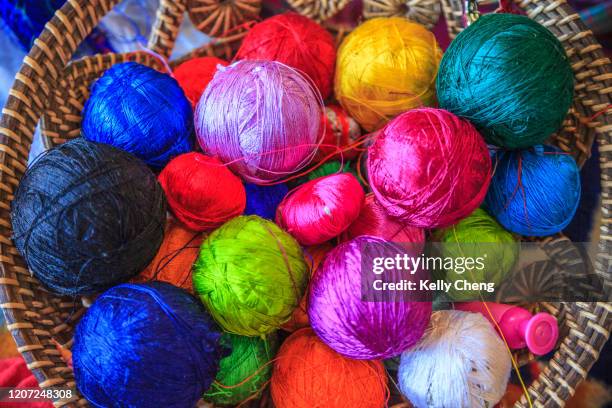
0 0 609 407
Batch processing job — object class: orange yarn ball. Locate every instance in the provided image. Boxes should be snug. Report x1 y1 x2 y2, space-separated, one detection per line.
174 57 228 107
271 328 388 408
132 218 202 293
282 243 332 332
158 152 246 232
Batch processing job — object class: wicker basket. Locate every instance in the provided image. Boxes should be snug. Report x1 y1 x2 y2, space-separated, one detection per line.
0 0 610 407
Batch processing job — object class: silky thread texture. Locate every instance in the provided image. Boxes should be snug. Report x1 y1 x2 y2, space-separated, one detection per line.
193 216 308 336
282 242 333 332
335 17 442 131
308 235 432 359
236 13 336 99
316 104 361 161
276 173 365 245
195 60 322 184
484 145 581 236
304 160 360 184
10 139 166 296
434 208 518 300
436 13 574 149
398 310 511 408
174 56 228 107
132 218 203 293
368 108 492 228
204 333 278 405
270 328 388 408
342 193 425 244
158 152 246 232
82 62 194 169
244 182 289 220
73 282 224 408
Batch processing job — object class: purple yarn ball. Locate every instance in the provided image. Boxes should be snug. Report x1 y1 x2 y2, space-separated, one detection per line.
195 60 322 184
308 235 432 359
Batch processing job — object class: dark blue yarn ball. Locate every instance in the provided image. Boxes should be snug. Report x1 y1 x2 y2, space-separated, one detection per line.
484 145 581 237
244 183 288 219
82 62 194 169
10 138 166 296
73 282 225 408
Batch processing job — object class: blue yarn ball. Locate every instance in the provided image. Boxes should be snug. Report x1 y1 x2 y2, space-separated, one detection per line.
244 183 288 219
82 62 194 168
73 282 224 408
484 145 581 237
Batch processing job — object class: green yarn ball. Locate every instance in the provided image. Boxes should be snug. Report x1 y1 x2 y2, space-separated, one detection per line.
306 161 358 181
204 333 278 406
193 215 308 336
435 208 518 300
436 13 574 149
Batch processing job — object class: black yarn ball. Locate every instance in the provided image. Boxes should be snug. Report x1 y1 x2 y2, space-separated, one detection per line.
10 138 167 296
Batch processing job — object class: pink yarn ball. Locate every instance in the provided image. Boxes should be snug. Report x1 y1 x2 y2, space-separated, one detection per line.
195 60 322 184
276 173 364 245
367 108 491 228
342 194 425 244
308 235 432 359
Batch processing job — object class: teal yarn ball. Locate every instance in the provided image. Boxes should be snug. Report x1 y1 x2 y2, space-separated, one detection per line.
484 145 581 237
436 14 574 149
434 208 518 300
204 333 278 405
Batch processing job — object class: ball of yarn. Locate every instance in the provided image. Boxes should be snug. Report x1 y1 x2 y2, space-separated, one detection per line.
193 216 308 336
434 208 518 300
436 13 574 149
82 62 194 169
308 235 432 359
317 105 361 161
271 328 388 408
132 218 202 293
73 282 224 408
205 333 278 405
195 60 322 184
244 182 289 220
11 138 166 296
342 193 425 244
174 56 228 107
484 146 581 236
368 108 491 228
398 310 511 408
335 17 442 131
305 160 359 183
276 173 365 245
282 242 333 332
236 13 336 99
158 152 246 232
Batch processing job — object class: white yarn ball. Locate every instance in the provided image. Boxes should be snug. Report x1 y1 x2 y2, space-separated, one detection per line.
398 310 511 408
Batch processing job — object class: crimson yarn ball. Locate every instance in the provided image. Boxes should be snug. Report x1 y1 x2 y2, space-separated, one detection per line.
158 152 246 232
236 13 336 99
276 173 364 245
174 57 228 107
367 108 491 228
342 194 425 244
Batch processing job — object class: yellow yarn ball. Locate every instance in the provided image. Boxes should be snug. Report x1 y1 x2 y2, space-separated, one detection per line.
335 17 442 131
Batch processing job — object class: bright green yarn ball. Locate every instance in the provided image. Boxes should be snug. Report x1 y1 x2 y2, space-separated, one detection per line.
306 161 357 181
435 208 518 300
436 13 574 149
204 333 278 406
193 215 308 336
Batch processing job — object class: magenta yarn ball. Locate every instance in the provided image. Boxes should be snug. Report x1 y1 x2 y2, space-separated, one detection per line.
195 60 322 184
308 235 432 359
367 108 492 228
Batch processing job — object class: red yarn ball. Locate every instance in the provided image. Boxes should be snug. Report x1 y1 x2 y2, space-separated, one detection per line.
236 13 336 99
276 173 364 245
367 108 491 228
342 194 425 244
317 105 361 161
173 57 228 107
158 152 246 232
